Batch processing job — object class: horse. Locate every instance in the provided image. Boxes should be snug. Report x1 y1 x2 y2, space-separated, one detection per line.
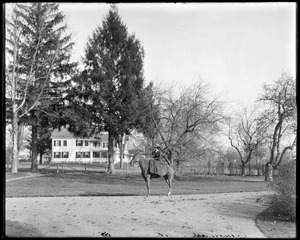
130 152 175 197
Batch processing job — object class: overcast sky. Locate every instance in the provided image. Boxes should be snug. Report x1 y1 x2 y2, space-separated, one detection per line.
59 3 296 109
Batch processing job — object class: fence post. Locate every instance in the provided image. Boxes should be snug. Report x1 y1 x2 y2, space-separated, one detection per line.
57 163 59 173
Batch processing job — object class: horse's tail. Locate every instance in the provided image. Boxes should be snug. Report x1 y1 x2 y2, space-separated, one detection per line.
169 163 179 181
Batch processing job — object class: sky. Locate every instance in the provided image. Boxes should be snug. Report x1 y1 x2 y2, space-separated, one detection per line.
58 2 296 111
6 2 294 111
4 2 296 150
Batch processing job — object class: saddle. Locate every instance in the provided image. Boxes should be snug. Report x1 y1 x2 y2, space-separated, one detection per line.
148 159 168 177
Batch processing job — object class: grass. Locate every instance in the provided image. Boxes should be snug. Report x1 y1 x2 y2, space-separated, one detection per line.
256 206 296 238
6 168 268 198
6 220 45 238
268 160 296 222
255 160 296 238
5 168 295 238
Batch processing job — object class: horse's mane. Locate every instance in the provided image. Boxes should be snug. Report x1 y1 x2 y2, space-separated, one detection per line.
131 152 139 161
130 152 148 165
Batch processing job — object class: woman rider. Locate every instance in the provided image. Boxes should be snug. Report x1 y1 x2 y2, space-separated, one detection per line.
152 146 161 161
152 146 170 165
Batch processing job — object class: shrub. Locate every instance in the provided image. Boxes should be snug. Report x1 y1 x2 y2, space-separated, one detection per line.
267 159 296 221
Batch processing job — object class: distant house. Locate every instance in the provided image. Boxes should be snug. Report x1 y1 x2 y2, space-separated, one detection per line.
51 127 133 164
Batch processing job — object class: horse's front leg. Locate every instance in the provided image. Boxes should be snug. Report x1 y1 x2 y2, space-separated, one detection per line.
146 175 151 197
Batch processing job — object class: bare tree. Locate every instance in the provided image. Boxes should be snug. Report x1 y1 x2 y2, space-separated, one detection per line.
5 4 46 173
257 72 297 181
145 82 225 167
5 3 71 173
227 106 265 176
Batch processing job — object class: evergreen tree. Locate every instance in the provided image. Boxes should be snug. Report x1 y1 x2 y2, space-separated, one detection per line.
81 5 147 173
6 3 74 172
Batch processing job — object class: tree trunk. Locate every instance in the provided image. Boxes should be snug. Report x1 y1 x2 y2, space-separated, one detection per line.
207 160 211 175
119 143 124 169
107 130 115 174
241 161 246 176
119 134 125 169
274 145 293 168
10 12 19 174
11 107 19 174
265 162 273 181
176 159 180 170
39 152 43 164
257 164 260 176
248 161 251 176
31 120 38 172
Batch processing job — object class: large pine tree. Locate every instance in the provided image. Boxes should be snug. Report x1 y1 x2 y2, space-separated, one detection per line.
81 5 146 173
6 3 74 172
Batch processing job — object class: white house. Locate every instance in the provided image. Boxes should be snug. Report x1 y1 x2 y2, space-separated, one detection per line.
51 127 132 164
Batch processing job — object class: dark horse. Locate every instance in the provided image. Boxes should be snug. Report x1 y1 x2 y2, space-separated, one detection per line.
130 152 175 197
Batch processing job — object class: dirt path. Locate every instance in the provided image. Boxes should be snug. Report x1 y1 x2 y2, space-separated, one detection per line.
5 191 271 238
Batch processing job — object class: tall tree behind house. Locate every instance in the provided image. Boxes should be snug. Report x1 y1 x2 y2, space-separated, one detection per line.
80 5 148 173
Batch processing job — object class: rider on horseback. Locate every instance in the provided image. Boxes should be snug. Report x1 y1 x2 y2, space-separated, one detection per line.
152 145 170 165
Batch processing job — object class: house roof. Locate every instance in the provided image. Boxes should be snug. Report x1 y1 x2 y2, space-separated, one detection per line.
51 128 74 139
51 127 108 141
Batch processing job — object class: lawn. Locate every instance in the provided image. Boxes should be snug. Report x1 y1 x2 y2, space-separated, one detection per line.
6 169 268 197
5 169 295 238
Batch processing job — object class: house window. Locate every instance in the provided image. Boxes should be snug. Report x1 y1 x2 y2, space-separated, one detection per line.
76 140 83 146
93 152 100 158
54 152 61 158
102 152 108 158
63 140 67 146
85 140 89 146
76 152 90 158
54 140 61 146
93 141 101 147
102 143 107 148
62 152 69 158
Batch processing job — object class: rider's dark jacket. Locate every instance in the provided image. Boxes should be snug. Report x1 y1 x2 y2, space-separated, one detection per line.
152 148 161 161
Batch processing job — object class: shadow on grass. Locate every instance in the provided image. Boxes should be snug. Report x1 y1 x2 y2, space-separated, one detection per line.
78 193 137 196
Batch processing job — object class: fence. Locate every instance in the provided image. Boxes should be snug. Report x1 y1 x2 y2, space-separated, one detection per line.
6 158 267 176
178 160 266 176
5 160 140 174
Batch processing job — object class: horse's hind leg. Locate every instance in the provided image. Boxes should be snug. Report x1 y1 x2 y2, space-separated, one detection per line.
168 177 172 196
164 175 172 196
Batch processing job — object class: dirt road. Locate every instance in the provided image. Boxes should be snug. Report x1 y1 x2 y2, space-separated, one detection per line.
6 191 271 238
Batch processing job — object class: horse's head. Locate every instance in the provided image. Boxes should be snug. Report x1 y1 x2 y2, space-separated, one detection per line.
129 152 140 166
